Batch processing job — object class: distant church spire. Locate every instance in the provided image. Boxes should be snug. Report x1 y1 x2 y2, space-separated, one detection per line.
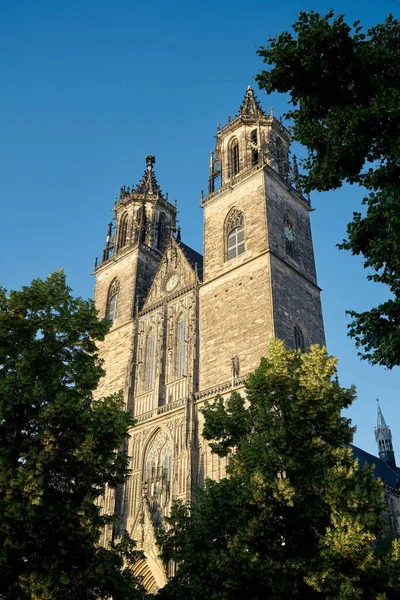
375 399 396 470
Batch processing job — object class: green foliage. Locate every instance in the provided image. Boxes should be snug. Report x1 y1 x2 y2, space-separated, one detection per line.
157 341 397 599
0 271 147 599
256 12 400 368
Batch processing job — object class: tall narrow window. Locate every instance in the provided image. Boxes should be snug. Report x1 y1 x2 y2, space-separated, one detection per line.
118 213 128 249
251 129 258 166
135 206 146 244
106 280 119 324
226 209 245 261
284 213 295 259
158 213 167 250
294 324 305 352
177 317 186 378
145 330 156 391
231 140 240 176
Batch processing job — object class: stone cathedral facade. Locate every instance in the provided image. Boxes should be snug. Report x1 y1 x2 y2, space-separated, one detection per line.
92 87 326 591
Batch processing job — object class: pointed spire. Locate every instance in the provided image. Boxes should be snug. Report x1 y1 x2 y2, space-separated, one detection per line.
375 399 396 470
237 85 266 119
377 399 388 429
136 155 164 198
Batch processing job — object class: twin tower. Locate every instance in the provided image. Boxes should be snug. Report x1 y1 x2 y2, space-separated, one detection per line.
92 86 325 590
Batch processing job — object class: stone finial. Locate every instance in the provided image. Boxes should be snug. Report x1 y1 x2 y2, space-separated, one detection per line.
106 222 112 243
146 155 156 171
293 155 301 191
293 155 299 177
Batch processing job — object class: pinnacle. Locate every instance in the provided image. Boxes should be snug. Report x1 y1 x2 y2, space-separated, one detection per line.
135 155 164 197
377 399 388 430
237 85 266 118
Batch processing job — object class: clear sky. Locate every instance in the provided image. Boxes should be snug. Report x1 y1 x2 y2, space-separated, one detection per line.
1 0 399 458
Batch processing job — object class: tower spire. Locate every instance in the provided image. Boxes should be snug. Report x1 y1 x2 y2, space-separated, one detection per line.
136 155 164 197
237 85 266 119
375 399 396 470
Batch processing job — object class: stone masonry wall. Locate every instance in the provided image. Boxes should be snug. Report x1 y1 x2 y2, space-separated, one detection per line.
202 169 268 282
93 249 139 401
200 252 274 390
270 256 325 349
200 168 275 390
265 174 317 284
264 172 326 348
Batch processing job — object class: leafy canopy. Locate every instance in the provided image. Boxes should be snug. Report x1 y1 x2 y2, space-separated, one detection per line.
256 12 400 368
0 271 148 599
157 341 399 599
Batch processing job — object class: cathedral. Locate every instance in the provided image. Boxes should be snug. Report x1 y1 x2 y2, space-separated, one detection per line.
91 87 397 591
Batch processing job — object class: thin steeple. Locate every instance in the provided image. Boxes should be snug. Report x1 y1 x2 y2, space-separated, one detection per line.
377 400 388 429
375 399 396 470
237 85 266 119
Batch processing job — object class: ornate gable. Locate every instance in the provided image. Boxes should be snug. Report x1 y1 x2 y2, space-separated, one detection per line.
142 235 202 309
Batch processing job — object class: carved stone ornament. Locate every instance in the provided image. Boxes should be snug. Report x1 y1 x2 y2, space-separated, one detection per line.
226 208 244 234
165 272 180 293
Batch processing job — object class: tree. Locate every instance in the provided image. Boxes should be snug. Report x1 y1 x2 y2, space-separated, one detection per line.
157 341 399 599
0 271 148 599
256 12 400 368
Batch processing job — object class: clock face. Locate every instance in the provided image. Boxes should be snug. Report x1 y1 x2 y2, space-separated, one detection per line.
284 225 294 242
165 273 179 292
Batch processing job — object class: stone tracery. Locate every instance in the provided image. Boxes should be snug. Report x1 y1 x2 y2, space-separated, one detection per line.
144 430 172 526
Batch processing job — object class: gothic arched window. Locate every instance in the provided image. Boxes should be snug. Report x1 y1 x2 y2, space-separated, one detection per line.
284 212 296 260
294 323 305 352
106 279 119 324
226 208 245 261
177 316 186 378
144 330 156 391
158 212 168 250
118 213 128 249
231 140 240 176
251 129 258 166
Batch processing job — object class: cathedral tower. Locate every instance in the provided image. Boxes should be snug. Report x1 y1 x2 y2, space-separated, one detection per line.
375 400 396 470
199 86 325 391
93 156 176 403
93 158 200 592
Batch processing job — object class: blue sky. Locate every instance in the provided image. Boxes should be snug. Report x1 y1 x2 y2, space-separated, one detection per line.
1 0 399 457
